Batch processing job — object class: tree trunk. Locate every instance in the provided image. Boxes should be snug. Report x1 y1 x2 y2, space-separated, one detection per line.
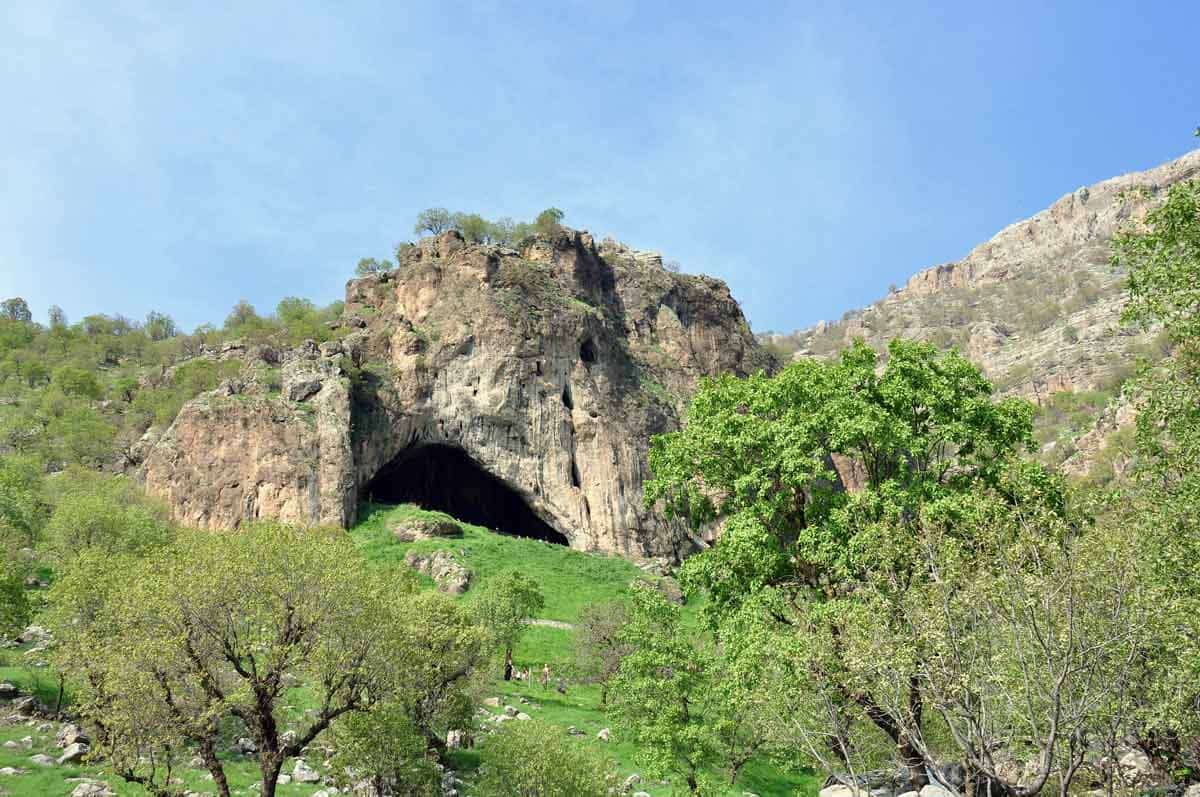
503 645 513 681
259 753 284 797
898 731 928 791
201 738 232 797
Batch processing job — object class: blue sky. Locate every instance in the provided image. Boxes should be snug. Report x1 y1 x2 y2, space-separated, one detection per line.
2 1 1198 334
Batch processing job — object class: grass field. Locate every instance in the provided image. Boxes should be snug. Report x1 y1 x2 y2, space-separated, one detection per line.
0 502 817 796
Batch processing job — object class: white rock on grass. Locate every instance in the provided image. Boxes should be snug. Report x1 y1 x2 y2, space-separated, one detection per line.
293 758 321 783
58 742 91 764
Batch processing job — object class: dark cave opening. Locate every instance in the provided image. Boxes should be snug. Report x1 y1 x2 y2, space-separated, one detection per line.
364 444 569 545
579 338 597 364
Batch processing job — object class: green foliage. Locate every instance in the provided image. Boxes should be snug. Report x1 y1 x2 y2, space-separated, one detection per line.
355 257 394 276
41 469 174 563
407 207 568 251
610 587 776 794
1106 176 1200 763
534 207 565 235
143 311 177 341
573 599 631 705
51 365 101 399
647 339 1039 786
0 298 32 323
0 455 48 545
47 522 457 797
475 720 616 797
1116 179 1200 341
473 570 545 679
414 207 454 235
330 702 440 796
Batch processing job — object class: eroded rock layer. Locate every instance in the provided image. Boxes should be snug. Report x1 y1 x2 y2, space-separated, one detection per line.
140 230 770 557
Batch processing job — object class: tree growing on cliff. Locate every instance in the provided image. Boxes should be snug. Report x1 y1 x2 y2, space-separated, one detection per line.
472 570 544 681
646 339 1037 790
414 207 454 235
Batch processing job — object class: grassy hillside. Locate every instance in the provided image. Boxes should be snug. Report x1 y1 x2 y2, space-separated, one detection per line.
353 502 817 797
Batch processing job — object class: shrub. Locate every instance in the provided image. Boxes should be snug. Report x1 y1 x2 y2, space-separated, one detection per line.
474 721 615 797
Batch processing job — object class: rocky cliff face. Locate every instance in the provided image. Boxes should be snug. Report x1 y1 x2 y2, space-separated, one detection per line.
141 229 770 558
773 149 1200 471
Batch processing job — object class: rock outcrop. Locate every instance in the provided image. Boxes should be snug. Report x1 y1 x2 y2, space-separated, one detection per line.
777 148 1200 472
141 228 770 558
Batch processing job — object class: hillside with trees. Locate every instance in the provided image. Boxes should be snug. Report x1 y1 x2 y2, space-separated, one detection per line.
0 172 1198 797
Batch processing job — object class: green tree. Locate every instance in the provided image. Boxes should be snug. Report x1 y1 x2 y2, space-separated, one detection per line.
144 310 177 341
610 587 772 793
388 590 490 751
355 257 394 276
414 207 454 235
329 702 440 796
49 523 427 797
51 365 101 399
453 212 492 243
42 470 173 563
573 599 631 706
1109 176 1200 769
0 455 48 546
472 570 544 681
534 207 565 235
475 720 616 797
47 305 67 329
0 298 32 323
46 405 115 466
224 299 267 337
646 339 1036 789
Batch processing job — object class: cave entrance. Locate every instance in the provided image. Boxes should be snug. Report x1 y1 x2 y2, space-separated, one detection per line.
364 444 569 545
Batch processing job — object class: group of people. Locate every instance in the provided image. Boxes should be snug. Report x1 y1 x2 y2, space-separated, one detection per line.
513 663 568 694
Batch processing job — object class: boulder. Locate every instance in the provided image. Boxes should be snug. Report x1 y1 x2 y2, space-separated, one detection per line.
391 517 464 542
233 736 257 754
57 723 89 748
11 696 40 716
58 742 90 764
597 728 611 742
29 753 55 766
405 550 471 595
919 786 955 797
0 682 19 699
70 783 113 797
292 759 321 783
516 712 531 721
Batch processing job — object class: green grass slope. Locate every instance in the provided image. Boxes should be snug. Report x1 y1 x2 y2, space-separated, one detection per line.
353 502 818 797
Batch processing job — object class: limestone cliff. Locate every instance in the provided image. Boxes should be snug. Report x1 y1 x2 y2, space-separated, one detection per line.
140 229 770 558
771 149 1200 471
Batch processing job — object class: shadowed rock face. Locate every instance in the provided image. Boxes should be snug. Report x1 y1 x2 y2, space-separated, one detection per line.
140 229 771 558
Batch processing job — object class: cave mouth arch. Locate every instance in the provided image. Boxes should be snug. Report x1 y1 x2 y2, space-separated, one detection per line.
364 444 569 545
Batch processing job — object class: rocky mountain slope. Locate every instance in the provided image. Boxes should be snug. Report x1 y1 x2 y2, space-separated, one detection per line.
139 229 771 558
770 148 1200 471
